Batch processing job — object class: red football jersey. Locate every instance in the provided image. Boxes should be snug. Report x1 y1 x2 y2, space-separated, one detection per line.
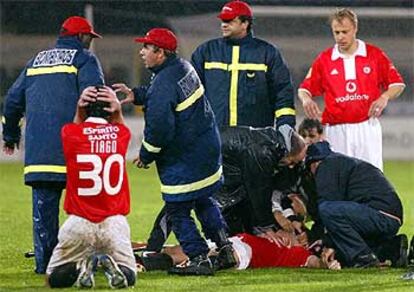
299 40 404 125
237 233 311 268
61 117 131 223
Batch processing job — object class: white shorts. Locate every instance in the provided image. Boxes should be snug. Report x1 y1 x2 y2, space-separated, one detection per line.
325 118 383 171
46 215 136 275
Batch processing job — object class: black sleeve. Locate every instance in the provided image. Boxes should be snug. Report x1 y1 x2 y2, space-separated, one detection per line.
241 144 277 228
132 85 148 105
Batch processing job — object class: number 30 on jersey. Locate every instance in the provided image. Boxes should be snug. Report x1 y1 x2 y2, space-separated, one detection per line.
76 154 124 196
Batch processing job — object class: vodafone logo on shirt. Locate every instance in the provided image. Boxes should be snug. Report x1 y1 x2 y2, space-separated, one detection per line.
335 81 369 103
345 81 357 93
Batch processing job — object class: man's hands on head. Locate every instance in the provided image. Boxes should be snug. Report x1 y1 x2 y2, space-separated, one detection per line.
96 86 121 115
79 86 99 108
76 86 123 123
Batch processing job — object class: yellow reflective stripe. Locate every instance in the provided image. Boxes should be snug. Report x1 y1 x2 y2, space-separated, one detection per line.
229 46 240 126
176 85 205 112
205 63 267 72
2 116 24 126
161 166 222 194
142 138 161 153
205 49 268 126
204 62 228 70
275 108 296 118
24 165 66 174
26 65 78 76
228 63 267 72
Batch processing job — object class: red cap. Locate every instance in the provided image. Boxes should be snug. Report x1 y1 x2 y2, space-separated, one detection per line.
61 16 102 38
134 28 177 51
218 1 253 21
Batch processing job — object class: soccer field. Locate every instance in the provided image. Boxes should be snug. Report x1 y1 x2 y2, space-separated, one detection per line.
0 161 413 291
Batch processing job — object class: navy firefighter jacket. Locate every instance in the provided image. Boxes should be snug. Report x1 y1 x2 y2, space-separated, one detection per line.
2 36 104 185
191 32 295 129
139 55 223 202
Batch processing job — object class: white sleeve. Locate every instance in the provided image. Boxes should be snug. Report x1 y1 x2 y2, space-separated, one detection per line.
271 190 283 213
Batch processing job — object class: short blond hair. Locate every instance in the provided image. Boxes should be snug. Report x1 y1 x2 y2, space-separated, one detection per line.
329 8 358 27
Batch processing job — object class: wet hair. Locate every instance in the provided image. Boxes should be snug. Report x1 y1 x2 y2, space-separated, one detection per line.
85 99 110 119
238 15 253 33
298 118 323 137
329 8 358 28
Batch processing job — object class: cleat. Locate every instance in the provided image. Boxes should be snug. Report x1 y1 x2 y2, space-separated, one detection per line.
408 235 414 267
215 244 237 270
393 234 408 268
353 253 380 268
75 255 98 289
99 254 128 289
141 252 173 271
168 254 214 276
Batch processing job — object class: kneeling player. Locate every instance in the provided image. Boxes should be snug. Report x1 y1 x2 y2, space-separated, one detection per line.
46 86 136 289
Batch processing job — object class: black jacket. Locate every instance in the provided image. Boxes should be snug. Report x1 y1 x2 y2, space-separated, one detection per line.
191 33 295 128
314 153 403 221
216 126 289 228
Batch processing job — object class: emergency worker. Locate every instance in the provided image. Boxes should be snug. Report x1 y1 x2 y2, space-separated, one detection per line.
132 28 233 276
2 16 104 274
191 0 295 129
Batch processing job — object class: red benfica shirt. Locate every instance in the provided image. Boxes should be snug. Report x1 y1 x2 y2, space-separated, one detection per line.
61 117 131 223
237 233 311 268
299 40 405 125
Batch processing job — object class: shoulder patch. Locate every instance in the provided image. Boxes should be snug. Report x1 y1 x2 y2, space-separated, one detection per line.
33 49 77 67
177 69 201 98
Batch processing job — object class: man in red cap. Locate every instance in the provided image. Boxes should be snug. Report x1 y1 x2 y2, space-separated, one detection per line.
114 28 235 276
2 15 104 274
60 16 102 49
191 0 295 130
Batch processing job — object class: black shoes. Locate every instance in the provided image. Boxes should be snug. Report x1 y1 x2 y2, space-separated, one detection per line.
168 254 214 276
375 234 409 268
141 252 173 271
212 244 237 270
392 234 408 268
352 253 380 268
408 235 414 267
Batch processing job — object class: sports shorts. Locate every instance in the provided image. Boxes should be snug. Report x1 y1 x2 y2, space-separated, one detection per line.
46 214 136 275
325 118 383 171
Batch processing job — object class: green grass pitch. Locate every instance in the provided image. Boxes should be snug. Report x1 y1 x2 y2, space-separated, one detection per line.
0 161 413 291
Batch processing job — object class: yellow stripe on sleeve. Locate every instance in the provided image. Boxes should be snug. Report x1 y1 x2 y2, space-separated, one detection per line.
24 165 66 174
275 108 296 118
